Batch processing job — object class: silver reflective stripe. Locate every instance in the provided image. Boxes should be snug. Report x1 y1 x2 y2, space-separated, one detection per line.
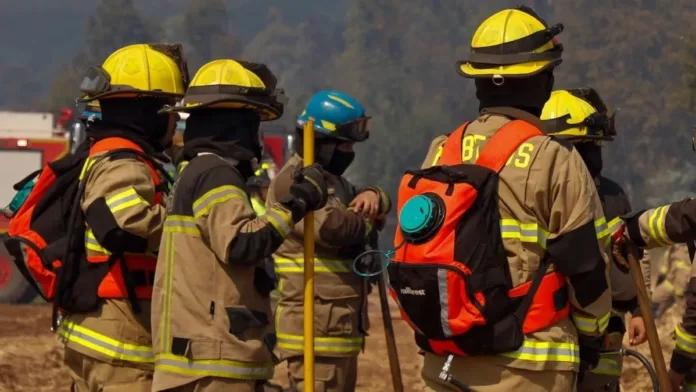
264 208 292 237
608 217 624 237
155 357 273 379
276 333 363 354
437 269 452 337
58 323 153 361
193 186 245 217
274 258 351 273
512 344 577 359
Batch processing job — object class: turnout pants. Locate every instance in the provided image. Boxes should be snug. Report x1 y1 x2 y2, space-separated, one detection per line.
65 348 152 392
287 356 358 392
421 352 577 392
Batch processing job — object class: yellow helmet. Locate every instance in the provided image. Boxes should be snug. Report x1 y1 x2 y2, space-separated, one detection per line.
457 6 563 80
160 59 288 121
541 88 617 141
78 43 189 102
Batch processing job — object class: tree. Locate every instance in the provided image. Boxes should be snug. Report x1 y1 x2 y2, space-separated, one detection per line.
45 0 155 112
181 0 240 70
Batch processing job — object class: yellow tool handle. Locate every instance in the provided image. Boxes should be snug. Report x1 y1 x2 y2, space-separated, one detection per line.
303 119 316 391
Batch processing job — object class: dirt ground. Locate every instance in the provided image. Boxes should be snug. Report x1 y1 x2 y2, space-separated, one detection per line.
0 293 675 392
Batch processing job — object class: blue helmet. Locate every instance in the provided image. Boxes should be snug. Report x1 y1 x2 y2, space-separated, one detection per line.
296 90 370 142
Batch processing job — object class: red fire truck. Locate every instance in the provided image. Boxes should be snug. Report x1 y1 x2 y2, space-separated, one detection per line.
0 110 72 303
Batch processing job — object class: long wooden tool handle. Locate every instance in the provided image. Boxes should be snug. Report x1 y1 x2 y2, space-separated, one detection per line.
378 272 404 392
303 119 316 391
627 247 671 392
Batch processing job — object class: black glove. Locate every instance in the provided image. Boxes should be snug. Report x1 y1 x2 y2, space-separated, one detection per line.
282 164 328 222
578 335 602 383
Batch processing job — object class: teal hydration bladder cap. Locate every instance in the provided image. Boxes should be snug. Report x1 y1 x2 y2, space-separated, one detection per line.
400 195 436 234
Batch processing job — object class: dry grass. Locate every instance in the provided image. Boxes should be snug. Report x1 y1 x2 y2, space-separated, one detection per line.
0 295 679 392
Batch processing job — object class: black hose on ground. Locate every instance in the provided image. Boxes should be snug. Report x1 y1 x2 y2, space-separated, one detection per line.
601 349 659 392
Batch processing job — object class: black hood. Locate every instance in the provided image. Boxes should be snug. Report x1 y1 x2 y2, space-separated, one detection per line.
97 98 173 152
182 109 262 178
292 131 356 176
476 70 555 117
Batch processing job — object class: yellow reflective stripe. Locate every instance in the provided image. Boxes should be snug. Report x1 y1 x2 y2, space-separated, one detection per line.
164 215 200 235
500 219 549 248
79 157 98 181
432 145 444 166
85 229 110 254
501 339 580 364
649 206 672 246
686 382 696 392
572 312 611 335
364 220 373 238
274 257 351 273
193 185 246 219
276 333 363 354
661 280 675 292
676 325 696 354
595 217 610 240
251 197 266 216
263 207 293 238
57 319 153 363
676 260 691 270
106 187 150 214
590 357 621 376
608 217 624 238
155 353 274 380
160 230 176 352
660 265 669 274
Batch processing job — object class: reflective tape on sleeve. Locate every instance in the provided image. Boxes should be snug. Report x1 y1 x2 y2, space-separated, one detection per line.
193 185 246 219
676 325 696 355
106 187 150 214
263 208 293 238
572 312 610 335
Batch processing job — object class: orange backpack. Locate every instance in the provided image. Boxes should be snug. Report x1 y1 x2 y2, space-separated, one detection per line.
4 137 171 325
389 120 570 356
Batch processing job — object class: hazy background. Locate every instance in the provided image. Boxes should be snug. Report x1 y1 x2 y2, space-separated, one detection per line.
2 0 696 247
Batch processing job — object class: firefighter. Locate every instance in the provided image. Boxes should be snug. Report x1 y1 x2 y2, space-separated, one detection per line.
617 200 696 391
418 7 612 392
150 59 329 392
652 244 691 318
58 43 189 391
267 90 391 392
541 89 649 392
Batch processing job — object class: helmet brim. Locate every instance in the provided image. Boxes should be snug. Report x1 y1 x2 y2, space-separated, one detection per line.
77 89 184 102
159 97 282 121
457 58 562 79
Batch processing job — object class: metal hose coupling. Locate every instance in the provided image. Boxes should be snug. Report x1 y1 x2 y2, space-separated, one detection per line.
438 355 477 392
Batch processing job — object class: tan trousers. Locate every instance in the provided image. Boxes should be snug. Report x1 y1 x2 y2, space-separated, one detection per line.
164 377 261 392
287 356 358 392
422 352 577 392
65 348 152 392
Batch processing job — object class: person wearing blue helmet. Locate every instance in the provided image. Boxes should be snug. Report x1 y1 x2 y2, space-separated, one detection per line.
266 90 391 391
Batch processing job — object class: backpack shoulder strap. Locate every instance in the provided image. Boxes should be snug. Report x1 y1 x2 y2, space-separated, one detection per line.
89 137 144 155
475 120 543 173
438 122 471 165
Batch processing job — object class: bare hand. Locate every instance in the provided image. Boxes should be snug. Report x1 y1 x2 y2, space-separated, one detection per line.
628 316 647 345
349 190 380 220
670 369 685 392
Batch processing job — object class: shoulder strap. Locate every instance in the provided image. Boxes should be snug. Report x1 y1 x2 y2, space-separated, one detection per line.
88 137 174 186
438 122 471 165
89 137 144 155
475 120 543 173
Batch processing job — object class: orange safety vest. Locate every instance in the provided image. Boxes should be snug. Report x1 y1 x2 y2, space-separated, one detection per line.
86 137 164 300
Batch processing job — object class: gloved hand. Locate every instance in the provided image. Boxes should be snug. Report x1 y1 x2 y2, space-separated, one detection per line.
282 164 328 222
578 335 602 383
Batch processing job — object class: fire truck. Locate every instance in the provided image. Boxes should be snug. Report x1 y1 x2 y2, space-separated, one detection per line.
0 110 73 303
0 109 293 304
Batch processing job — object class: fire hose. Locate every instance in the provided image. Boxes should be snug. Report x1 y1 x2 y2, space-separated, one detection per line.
437 349 659 392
